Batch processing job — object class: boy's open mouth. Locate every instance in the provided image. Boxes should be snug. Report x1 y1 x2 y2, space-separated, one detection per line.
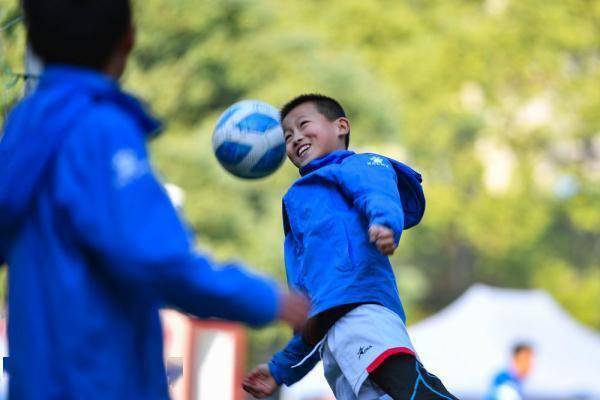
297 144 311 158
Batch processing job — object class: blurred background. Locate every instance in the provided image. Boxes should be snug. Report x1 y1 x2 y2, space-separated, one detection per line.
1 0 599 399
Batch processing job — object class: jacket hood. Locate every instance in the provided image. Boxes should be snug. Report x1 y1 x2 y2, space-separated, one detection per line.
299 150 425 229
0 65 161 235
386 157 425 229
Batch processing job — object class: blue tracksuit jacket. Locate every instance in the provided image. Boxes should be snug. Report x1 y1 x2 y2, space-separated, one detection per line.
269 150 425 385
0 65 280 399
485 369 524 400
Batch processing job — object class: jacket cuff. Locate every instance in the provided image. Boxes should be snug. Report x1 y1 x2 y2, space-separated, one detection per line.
370 217 403 245
244 277 282 327
268 360 285 386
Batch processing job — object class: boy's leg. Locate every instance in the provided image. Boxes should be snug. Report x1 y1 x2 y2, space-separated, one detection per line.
369 354 459 400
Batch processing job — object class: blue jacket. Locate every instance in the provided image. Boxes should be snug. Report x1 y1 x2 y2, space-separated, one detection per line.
269 150 425 385
485 370 524 400
0 65 280 399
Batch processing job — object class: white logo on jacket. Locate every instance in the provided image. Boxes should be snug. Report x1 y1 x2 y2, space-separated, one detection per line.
367 156 389 168
112 149 150 187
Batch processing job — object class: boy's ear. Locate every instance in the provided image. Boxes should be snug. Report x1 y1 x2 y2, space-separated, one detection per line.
123 23 136 54
104 23 136 79
336 117 350 138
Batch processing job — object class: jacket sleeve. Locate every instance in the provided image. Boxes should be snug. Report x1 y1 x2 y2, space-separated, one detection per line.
268 334 320 386
54 106 280 327
334 153 404 244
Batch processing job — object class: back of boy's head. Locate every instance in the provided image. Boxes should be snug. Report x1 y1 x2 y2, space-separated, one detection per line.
22 0 131 70
280 94 350 149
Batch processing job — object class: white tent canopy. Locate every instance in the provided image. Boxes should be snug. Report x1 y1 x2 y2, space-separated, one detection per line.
409 284 600 399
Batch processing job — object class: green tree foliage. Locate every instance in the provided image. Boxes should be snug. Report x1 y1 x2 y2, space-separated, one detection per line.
1 0 598 365
0 3 26 120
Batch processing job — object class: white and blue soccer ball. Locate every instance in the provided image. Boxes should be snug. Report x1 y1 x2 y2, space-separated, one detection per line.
212 100 286 179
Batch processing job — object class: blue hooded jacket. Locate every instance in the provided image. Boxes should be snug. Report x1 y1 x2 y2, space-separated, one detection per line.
269 150 425 385
0 65 280 399
485 369 524 400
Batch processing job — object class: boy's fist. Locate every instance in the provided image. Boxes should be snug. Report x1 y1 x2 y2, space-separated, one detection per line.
278 291 309 332
243 364 279 398
369 224 397 256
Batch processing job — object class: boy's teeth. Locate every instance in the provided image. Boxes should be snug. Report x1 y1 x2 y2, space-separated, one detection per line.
298 144 310 157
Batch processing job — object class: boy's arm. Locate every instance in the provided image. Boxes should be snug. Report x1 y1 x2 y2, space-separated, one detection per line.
268 333 320 386
243 334 318 397
55 109 300 327
335 153 405 245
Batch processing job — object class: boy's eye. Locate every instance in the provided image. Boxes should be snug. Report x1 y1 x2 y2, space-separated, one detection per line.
300 121 309 127
284 135 292 142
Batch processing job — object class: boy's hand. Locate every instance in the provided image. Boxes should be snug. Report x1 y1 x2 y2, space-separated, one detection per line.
243 364 279 398
369 224 397 256
278 291 309 332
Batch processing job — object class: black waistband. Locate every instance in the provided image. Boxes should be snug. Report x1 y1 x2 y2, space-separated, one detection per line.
302 302 378 346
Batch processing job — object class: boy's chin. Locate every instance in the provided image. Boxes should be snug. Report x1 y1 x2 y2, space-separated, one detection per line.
287 157 303 169
290 152 323 168
288 155 311 169
298 156 317 168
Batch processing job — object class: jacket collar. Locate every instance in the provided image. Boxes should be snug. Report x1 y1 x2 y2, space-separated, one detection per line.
39 64 163 137
40 64 118 93
299 149 355 176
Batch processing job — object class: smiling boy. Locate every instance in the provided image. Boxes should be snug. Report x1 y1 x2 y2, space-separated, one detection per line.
243 94 458 399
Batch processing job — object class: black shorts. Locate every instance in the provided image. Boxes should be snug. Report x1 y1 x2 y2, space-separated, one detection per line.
369 354 459 400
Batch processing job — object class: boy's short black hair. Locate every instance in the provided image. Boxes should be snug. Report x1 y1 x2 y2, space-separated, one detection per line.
280 94 350 149
22 0 131 69
512 342 533 356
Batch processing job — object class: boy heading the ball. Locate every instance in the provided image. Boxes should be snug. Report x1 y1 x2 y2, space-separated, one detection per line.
243 94 458 399
0 0 308 398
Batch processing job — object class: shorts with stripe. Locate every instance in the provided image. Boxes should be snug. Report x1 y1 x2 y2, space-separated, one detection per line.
321 304 457 400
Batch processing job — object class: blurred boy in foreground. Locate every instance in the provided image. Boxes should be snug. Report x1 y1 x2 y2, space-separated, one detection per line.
0 0 307 398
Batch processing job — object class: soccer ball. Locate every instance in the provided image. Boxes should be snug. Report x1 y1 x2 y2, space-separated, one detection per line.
212 100 286 179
